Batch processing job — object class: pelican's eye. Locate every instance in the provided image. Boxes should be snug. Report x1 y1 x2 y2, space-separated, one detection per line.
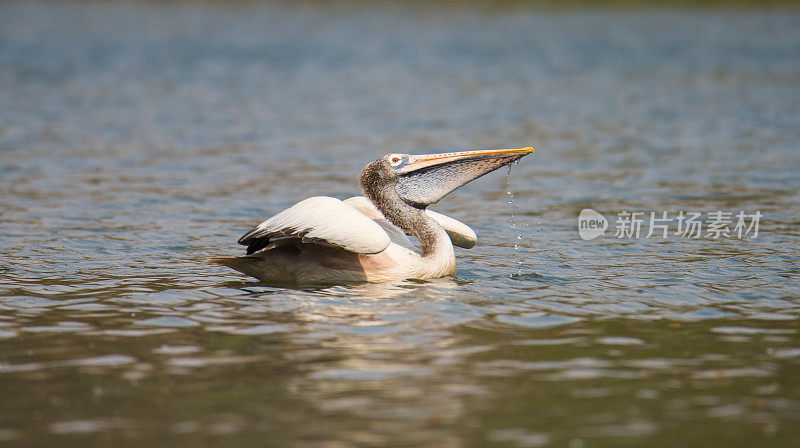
388 154 405 168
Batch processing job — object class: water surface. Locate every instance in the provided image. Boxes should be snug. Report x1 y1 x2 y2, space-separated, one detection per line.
1 2 800 446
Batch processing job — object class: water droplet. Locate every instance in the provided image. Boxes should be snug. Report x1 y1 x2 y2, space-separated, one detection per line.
505 163 532 276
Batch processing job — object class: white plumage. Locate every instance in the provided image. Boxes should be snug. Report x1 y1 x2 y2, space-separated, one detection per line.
239 195 477 256
238 196 390 255
425 209 477 249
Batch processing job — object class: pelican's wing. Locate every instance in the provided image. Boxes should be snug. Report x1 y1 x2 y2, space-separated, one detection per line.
425 209 477 249
343 196 416 251
344 196 477 249
238 197 391 255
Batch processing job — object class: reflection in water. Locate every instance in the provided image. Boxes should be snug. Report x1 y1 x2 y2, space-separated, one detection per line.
1 1 800 447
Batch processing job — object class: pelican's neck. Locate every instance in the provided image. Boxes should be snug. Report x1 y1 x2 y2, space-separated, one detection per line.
359 165 451 258
373 188 450 257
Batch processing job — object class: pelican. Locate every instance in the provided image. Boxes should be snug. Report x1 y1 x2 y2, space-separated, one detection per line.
211 147 534 284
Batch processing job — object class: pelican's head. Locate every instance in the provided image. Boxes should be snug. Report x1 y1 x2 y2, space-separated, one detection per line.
360 147 534 208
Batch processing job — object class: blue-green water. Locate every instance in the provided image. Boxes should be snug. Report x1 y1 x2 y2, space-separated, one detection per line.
1 2 799 446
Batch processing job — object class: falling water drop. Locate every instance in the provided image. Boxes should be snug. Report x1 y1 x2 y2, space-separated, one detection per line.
505 164 526 277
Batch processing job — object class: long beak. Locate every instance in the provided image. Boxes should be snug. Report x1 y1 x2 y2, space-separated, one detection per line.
397 147 534 175
395 147 534 207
